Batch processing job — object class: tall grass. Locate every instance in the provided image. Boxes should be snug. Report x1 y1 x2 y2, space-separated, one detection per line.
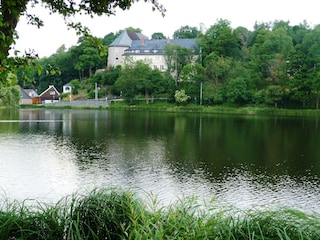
0 188 319 239
0 199 64 239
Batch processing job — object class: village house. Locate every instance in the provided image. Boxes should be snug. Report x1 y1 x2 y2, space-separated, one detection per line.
63 82 72 94
107 29 198 71
20 87 41 104
39 85 60 103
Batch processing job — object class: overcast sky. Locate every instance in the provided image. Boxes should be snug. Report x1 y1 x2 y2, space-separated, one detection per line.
13 0 320 58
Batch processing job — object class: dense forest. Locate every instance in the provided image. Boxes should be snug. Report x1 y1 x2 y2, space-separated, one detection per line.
18 19 320 109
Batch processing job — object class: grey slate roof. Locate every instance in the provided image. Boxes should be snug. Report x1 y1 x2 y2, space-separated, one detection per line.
20 87 39 99
109 30 144 47
123 38 198 55
63 82 72 87
110 30 198 54
20 87 31 99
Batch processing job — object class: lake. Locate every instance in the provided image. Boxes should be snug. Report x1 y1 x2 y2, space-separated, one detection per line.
0 108 320 214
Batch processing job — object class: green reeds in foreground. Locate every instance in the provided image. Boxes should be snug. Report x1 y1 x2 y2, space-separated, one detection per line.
0 199 64 239
0 188 319 239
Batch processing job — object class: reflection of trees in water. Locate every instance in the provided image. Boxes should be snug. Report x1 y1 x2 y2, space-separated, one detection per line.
4 108 320 178
2 109 320 211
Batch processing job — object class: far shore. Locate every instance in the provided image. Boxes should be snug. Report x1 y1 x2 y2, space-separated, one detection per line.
19 100 320 117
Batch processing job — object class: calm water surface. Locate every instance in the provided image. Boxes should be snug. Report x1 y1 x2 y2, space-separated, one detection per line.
0 109 320 214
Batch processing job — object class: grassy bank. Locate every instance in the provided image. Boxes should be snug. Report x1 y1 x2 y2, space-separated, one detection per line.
108 101 320 117
1 188 319 239
21 101 320 117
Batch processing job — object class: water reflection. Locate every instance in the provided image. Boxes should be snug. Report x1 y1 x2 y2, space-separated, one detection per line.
0 133 78 203
0 109 319 214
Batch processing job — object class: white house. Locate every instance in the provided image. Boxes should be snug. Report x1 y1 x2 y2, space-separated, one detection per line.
63 83 72 94
107 29 198 71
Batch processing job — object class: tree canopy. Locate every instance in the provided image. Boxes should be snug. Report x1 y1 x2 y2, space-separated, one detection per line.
173 25 201 39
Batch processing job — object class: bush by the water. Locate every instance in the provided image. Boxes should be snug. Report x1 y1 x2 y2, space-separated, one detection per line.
0 188 319 239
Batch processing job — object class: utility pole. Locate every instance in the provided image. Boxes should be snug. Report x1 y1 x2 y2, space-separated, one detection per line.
200 81 203 106
95 82 98 100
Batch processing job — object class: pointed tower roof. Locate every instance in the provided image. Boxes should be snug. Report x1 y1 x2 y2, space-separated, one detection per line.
109 29 143 47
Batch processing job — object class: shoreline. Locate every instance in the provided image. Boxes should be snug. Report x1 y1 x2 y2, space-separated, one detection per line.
19 100 320 117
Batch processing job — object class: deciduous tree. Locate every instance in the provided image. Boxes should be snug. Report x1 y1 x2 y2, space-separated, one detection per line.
173 25 200 39
164 44 194 85
151 32 165 39
200 19 240 60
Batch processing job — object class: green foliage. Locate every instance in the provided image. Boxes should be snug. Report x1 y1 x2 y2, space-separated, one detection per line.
67 189 139 239
8 15 320 109
0 188 320 239
200 19 240 59
179 63 205 104
114 60 168 103
70 79 81 95
125 26 143 33
0 84 20 107
265 85 284 107
164 44 196 84
0 199 65 239
71 38 106 79
226 77 251 104
173 25 201 39
5 72 18 85
105 66 122 85
151 32 166 39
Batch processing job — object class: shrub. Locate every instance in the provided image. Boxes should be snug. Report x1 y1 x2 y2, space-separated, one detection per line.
174 90 190 105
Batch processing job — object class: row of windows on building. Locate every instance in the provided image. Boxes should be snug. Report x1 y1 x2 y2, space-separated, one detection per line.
124 49 163 54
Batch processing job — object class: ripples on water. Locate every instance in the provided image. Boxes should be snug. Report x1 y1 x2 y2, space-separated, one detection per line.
0 132 319 215
0 110 320 215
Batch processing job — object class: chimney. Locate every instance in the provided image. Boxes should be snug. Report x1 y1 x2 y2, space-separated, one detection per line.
166 36 170 44
141 36 145 45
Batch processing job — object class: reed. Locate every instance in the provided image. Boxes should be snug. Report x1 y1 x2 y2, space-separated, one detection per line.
0 188 319 239
65 188 143 240
0 199 65 239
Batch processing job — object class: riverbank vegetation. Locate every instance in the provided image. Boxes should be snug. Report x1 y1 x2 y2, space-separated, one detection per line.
14 19 320 111
108 100 320 117
3 2 320 110
21 100 320 118
1 188 319 239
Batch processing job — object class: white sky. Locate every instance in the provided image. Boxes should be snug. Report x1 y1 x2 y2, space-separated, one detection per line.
13 0 320 58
